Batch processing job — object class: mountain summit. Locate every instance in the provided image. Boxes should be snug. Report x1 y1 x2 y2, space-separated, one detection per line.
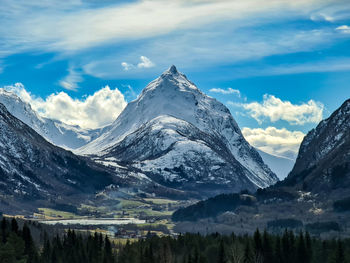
78 66 278 196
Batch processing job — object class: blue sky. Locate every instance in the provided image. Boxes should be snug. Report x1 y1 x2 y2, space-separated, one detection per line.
0 0 350 159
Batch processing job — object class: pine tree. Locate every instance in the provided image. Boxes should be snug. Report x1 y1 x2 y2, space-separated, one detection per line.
305 231 312 263
297 232 307 263
262 230 273 263
243 241 253 263
218 239 226 263
103 235 113 263
193 246 199 263
274 236 283 263
334 240 345 263
10 218 18 234
22 223 38 263
188 252 193 263
1 217 7 243
41 238 51 263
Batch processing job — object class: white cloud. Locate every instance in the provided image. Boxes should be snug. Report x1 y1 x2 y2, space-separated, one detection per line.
5 83 127 129
137 56 155 68
336 25 350 34
209 87 240 96
121 62 134 71
59 67 83 91
242 126 305 159
236 94 323 125
121 56 155 71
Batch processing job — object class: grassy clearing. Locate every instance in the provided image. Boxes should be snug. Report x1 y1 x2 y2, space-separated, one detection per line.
38 208 79 219
112 238 138 245
133 208 173 217
119 199 149 209
144 198 178 205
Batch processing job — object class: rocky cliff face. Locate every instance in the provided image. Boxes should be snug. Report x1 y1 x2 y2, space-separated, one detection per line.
284 99 350 192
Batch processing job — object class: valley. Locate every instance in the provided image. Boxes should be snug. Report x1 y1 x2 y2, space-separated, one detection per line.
1 0 350 261
1 66 349 240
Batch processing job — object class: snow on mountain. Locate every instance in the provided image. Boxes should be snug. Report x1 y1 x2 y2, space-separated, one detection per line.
284 99 350 192
0 102 115 211
78 66 278 193
293 99 350 174
0 88 104 150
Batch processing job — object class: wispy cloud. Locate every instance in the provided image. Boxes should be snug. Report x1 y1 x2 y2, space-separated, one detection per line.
5 83 127 129
310 13 334 22
122 84 137 101
231 94 324 125
310 3 350 22
0 0 343 56
242 126 305 159
336 25 350 34
84 26 339 79
230 58 350 79
209 87 240 96
59 66 83 91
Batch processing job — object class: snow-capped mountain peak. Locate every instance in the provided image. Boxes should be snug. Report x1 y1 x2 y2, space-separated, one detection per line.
78 66 278 194
139 65 200 99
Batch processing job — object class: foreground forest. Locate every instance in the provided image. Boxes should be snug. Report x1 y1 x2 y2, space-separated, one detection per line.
0 218 350 263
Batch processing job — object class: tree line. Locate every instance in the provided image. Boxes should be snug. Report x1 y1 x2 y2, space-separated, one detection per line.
0 217 114 263
118 229 349 263
0 217 349 263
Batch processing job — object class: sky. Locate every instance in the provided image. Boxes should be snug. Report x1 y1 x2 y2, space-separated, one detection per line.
0 0 350 160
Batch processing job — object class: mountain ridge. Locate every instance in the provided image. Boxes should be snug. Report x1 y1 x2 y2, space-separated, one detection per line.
0 88 105 150
282 98 350 192
0 102 117 213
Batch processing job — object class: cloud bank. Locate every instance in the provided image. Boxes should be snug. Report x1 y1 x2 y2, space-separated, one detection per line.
238 94 324 125
5 83 127 129
242 127 305 159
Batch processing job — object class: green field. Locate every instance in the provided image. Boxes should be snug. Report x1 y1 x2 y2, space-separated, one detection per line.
37 208 79 219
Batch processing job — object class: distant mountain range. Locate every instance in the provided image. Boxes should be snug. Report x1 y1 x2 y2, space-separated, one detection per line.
0 88 106 150
0 103 116 214
0 66 285 212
